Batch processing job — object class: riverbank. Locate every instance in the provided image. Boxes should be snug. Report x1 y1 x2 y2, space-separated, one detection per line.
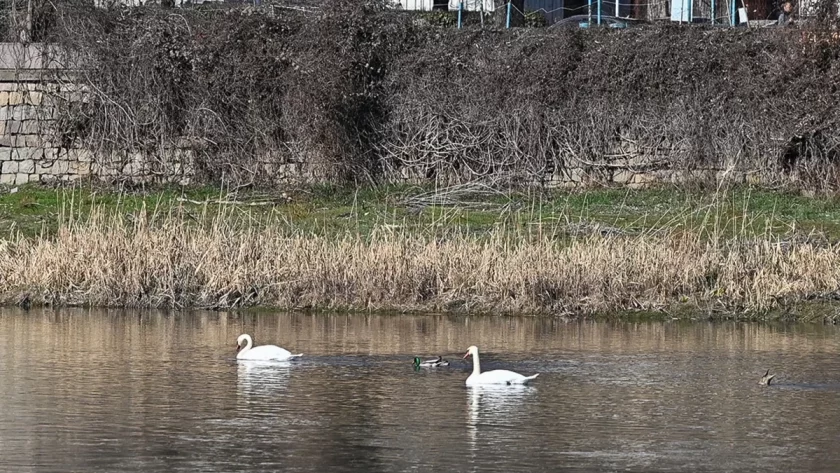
1 183 840 320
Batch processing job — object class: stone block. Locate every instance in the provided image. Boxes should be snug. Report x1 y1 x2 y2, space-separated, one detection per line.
35 161 54 174
0 106 9 120
77 149 94 163
66 148 94 163
20 121 40 134
26 92 43 106
260 162 275 176
70 161 91 175
26 148 43 161
123 161 142 176
24 135 41 147
38 106 58 119
0 173 14 185
0 92 8 106
91 162 117 176
0 136 11 147
52 160 70 175
546 173 563 188
11 106 37 120
669 171 690 184
14 173 28 185
43 148 58 160
64 91 85 103
1 161 17 173
631 172 657 185
0 149 10 160
279 163 300 176
612 169 633 184
7 92 23 105
6 120 21 134
18 159 34 174
39 174 58 184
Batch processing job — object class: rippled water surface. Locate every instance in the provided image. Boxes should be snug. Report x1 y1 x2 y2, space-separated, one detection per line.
2 309 840 472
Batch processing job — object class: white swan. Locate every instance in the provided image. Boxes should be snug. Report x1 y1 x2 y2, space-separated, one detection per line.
236 334 302 361
463 345 539 386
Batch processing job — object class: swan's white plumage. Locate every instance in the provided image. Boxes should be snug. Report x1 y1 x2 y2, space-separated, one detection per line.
236 334 302 361
463 345 539 386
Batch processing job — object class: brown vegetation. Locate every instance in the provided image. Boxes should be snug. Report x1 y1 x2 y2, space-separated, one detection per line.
6 0 833 190
1 203 839 316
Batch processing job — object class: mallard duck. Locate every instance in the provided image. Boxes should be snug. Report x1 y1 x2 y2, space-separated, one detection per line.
759 369 775 386
414 356 450 368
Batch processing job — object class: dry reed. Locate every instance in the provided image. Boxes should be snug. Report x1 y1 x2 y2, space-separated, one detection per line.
0 202 838 316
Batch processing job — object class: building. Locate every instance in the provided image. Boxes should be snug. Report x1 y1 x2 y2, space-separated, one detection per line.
400 0 500 11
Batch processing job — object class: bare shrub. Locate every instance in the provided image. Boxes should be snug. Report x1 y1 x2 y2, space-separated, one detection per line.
13 0 840 190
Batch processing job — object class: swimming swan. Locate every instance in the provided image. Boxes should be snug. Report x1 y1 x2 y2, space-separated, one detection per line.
236 334 302 361
463 345 539 386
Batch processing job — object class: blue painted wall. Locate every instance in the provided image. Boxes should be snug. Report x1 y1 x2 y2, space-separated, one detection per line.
524 0 566 24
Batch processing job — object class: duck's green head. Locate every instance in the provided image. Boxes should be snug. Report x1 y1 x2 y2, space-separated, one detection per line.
413 357 421 366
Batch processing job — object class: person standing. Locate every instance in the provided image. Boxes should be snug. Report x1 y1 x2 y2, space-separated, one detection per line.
778 0 794 26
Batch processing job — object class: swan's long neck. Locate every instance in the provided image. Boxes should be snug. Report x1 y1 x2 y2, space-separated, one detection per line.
471 349 481 376
242 334 253 352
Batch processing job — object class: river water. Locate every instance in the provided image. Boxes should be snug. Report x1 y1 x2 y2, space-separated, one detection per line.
1 309 840 472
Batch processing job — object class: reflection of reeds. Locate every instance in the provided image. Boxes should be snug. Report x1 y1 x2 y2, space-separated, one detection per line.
0 200 838 316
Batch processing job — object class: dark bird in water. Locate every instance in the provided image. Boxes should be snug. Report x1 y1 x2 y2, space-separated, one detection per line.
414 356 450 368
759 369 775 386
19 293 31 311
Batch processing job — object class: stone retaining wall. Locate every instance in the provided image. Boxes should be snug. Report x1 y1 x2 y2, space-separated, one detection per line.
0 80 65 185
0 75 196 186
0 43 760 189
0 75 759 189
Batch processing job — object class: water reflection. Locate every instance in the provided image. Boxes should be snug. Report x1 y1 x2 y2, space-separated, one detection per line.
236 361 292 398
466 385 536 462
467 385 534 425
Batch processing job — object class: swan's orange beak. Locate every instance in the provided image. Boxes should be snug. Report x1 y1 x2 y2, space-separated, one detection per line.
463 351 471 359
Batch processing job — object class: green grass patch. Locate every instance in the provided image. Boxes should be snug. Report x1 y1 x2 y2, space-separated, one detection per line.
1 183 840 241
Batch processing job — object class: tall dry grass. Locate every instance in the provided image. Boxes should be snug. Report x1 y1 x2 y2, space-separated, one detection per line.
0 201 839 316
